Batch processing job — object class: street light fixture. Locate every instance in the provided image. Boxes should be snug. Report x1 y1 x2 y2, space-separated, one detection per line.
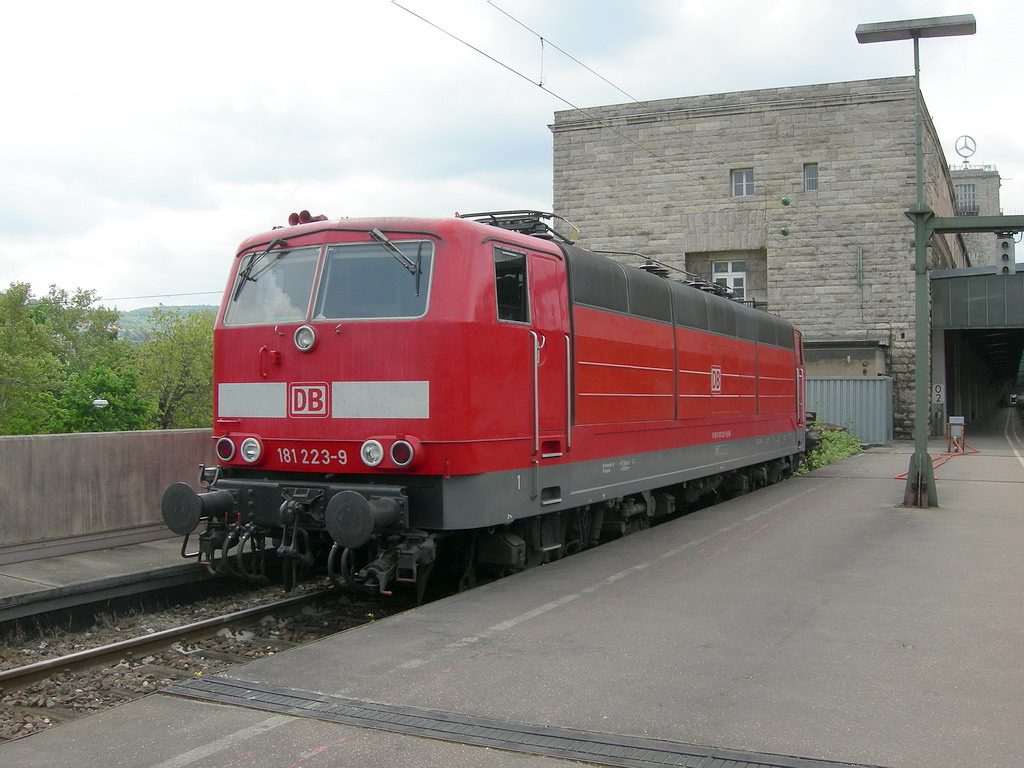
855 14 976 508
855 15 976 43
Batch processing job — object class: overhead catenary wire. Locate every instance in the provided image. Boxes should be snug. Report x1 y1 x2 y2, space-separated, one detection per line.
485 0 838 239
494 4 941 267
388 5 746 211
96 290 222 304
393 0 825 253
487 1 763 182
486 0 639 102
485 2 848 250
389 3 716 196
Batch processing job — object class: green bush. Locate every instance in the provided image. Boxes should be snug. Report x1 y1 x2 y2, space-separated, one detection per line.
800 424 863 472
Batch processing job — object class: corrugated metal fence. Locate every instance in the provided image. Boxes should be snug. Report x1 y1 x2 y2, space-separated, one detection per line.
806 377 894 445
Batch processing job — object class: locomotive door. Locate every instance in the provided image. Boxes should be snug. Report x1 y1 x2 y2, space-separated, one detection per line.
528 251 571 460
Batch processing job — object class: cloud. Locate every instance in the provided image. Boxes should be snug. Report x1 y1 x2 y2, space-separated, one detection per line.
0 0 1021 310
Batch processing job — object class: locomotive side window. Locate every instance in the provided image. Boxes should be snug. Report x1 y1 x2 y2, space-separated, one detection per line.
225 246 320 326
494 248 529 323
314 241 433 320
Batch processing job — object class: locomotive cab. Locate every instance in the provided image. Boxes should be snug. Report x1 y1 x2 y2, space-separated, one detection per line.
162 214 573 597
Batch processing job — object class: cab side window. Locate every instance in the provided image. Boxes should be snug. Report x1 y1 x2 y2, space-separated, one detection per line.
494 248 529 322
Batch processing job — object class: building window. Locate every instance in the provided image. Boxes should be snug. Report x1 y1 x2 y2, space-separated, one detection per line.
803 163 819 192
954 183 978 216
731 168 754 197
713 260 746 299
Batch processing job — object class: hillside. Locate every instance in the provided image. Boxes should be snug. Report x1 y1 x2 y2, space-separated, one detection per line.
117 305 217 342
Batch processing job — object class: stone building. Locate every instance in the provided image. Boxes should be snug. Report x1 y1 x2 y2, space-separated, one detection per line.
951 163 1004 265
550 76 969 437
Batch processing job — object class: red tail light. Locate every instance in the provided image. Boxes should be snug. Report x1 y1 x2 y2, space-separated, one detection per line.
390 440 415 467
216 437 235 462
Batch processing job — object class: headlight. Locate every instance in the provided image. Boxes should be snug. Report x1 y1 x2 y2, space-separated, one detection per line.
239 437 263 464
360 439 384 467
294 325 317 352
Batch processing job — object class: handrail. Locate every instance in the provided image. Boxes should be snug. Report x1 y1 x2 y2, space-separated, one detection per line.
529 331 541 454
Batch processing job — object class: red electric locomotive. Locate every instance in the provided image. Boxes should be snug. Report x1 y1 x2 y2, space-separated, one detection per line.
162 211 809 598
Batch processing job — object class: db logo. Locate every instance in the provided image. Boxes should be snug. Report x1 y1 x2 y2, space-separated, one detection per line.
710 366 723 394
288 383 330 417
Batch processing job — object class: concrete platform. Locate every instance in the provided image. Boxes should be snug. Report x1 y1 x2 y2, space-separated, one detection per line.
3 408 1022 768
0 537 204 622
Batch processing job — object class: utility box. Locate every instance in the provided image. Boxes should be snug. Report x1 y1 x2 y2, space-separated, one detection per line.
947 416 966 453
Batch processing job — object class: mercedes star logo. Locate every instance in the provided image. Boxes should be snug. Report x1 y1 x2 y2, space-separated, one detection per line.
955 135 977 159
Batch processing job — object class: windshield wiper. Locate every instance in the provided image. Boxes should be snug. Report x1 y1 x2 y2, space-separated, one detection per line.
368 228 423 296
233 237 288 301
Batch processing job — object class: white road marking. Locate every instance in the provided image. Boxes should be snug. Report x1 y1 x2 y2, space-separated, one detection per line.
1003 410 1024 472
147 715 293 768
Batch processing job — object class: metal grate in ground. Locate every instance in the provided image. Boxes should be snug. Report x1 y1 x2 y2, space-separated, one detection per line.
166 676 892 768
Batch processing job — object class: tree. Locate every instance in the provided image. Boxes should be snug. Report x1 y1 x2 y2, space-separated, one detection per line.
53 361 154 433
0 283 62 434
0 282 143 434
133 307 215 429
34 286 128 372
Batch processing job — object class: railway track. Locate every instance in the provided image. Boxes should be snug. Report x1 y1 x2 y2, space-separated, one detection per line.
0 587 407 740
0 590 331 692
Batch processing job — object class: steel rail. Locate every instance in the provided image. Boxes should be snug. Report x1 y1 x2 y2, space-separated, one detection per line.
0 590 335 693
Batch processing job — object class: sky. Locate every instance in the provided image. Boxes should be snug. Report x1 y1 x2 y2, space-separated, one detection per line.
1 0 1020 312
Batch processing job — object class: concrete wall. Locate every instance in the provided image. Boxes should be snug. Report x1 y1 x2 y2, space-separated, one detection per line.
0 429 214 560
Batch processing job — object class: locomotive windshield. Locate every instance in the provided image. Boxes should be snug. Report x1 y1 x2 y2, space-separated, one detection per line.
314 241 432 320
224 240 433 326
225 246 320 325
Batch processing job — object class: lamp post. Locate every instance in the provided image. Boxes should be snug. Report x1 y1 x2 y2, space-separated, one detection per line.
855 14 976 507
